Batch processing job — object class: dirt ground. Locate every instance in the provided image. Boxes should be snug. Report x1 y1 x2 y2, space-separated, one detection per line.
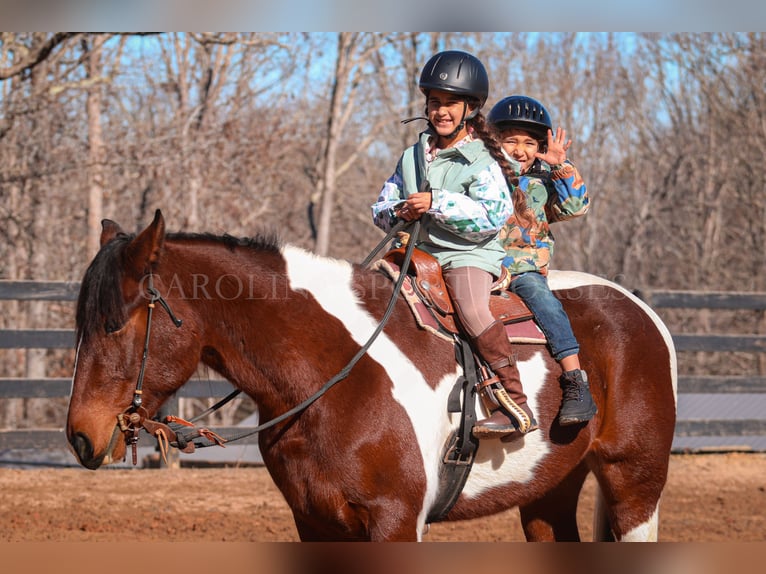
0 453 763 542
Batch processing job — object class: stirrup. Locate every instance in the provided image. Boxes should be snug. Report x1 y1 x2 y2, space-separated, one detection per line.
494 387 535 434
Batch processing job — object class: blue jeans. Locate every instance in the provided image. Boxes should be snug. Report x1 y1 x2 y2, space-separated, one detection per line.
509 271 579 361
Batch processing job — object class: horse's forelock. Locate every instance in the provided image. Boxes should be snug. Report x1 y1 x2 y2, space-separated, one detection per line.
75 233 133 343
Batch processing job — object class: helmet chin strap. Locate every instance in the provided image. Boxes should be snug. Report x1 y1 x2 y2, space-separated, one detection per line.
401 100 477 138
441 101 475 139
401 116 428 125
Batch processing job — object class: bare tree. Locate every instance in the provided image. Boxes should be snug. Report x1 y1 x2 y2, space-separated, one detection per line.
83 35 108 257
311 33 392 256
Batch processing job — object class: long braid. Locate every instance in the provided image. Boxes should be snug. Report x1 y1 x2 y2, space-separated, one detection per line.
470 113 534 227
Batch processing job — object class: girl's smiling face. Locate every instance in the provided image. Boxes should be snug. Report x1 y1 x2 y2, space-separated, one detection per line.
426 89 474 146
500 128 541 173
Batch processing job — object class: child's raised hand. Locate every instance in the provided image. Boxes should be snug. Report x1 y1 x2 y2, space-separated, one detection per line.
536 127 572 166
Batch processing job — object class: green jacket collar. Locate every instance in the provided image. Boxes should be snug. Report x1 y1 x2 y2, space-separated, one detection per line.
418 130 486 164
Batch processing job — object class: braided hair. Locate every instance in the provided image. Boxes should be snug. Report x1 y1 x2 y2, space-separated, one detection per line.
469 112 534 227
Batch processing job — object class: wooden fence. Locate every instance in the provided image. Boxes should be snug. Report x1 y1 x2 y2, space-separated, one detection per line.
641 289 766 446
1 280 765 454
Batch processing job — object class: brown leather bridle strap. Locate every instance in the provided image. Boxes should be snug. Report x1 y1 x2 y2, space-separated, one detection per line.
131 274 182 411
118 274 183 463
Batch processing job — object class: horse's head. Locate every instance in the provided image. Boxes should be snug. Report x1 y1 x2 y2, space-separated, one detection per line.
66 210 202 469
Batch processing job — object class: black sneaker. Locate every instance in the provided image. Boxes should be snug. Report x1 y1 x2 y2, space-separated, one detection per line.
558 369 597 426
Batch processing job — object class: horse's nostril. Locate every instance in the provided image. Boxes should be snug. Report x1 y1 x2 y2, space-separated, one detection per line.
70 432 100 470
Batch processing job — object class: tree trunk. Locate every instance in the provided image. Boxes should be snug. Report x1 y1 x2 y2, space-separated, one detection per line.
315 33 353 257
86 35 105 257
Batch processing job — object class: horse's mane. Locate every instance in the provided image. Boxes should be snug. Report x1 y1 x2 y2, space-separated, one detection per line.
75 229 282 343
168 230 282 254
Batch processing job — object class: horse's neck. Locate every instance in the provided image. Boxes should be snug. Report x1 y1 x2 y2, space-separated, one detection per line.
170 241 383 409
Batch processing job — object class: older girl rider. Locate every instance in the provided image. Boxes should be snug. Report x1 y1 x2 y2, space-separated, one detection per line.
372 51 537 439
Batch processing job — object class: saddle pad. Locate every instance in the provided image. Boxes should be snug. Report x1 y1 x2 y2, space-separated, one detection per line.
505 319 546 344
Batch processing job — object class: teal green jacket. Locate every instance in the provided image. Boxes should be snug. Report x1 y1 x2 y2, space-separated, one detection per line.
372 131 513 276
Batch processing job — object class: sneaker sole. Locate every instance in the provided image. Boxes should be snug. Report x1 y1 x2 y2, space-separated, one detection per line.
558 409 597 426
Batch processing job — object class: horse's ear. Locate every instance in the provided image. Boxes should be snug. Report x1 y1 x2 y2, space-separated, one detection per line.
125 209 166 275
100 219 123 247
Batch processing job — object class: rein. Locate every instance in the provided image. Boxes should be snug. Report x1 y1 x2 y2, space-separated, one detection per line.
117 220 420 463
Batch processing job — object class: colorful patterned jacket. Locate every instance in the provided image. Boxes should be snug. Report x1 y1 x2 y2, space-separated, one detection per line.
372 130 513 276
498 159 588 276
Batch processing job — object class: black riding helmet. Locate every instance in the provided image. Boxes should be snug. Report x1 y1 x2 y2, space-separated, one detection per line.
418 50 489 110
488 95 553 141
416 51 489 137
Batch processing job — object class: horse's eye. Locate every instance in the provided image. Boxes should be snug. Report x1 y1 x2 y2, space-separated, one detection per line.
104 321 122 334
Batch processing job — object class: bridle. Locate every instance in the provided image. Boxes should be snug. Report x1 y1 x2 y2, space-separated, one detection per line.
115 273 191 465
132 274 183 410
115 221 420 465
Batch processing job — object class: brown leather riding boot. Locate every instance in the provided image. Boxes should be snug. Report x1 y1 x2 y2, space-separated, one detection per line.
471 321 538 439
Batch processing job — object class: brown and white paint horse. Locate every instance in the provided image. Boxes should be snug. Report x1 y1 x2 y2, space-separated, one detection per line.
66 210 677 541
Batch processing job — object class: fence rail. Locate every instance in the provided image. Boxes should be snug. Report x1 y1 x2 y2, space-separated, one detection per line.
642 289 766 449
1 281 765 454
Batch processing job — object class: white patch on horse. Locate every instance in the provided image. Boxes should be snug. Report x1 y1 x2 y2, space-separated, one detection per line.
620 506 659 541
281 245 454 539
460 352 552 498
548 270 678 408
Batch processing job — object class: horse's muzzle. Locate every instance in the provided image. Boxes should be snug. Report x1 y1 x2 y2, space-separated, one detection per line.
69 432 103 470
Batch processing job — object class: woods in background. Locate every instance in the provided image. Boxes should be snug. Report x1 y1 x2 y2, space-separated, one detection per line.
1 32 764 427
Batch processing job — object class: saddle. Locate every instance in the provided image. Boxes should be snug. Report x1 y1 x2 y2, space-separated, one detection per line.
376 246 545 343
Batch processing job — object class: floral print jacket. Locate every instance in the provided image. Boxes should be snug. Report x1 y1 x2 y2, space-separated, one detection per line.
499 159 588 276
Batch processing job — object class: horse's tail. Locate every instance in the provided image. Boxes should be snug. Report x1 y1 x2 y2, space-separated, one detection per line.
592 483 616 541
